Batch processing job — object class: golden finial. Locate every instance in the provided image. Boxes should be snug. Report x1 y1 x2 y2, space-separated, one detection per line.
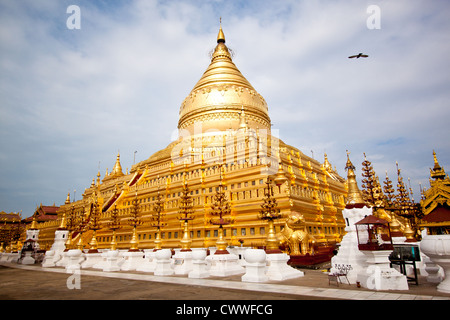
396 161 401 176
58 212 67 230
30 214 38 230
65 191 71 205
344 151 366 208
217 17 225 43
323 153 332 171
345 150 355 171
112 152 123 176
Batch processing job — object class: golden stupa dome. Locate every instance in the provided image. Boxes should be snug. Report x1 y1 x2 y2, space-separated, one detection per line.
178 24 271 136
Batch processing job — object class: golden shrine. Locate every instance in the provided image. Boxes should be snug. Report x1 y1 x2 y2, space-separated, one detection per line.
32 24 349 265
419 151 450 234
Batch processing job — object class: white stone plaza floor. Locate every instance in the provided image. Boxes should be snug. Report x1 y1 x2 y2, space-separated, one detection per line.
1 262 449 300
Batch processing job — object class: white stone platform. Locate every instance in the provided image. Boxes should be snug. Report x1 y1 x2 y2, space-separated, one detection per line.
207 252 245 277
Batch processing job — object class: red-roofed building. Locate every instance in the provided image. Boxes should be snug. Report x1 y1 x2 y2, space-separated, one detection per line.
421 204 450 235
0 211 22 223
22 204 59 226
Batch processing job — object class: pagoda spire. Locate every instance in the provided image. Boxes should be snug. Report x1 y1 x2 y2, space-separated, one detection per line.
29 213 38 230
177 18 271 135
111 152 123 176
217 17 225 43
383 171 395 207
395 161 412 207
361 153 381 206
430 150 446 180
323 153 332 171
58 211 67 230
344 151 366 209
65 191 71 205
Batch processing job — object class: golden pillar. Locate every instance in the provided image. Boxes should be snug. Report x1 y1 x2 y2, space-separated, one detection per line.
129 226 139 251
127 192 142 252
88 197 101 253
151 190 166 251
259 178 283 254
209 165 233 254
178 177 194 251
106 205 121 251
180 221 192 251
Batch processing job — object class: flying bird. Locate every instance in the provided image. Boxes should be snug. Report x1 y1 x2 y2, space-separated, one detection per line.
348 53 369 59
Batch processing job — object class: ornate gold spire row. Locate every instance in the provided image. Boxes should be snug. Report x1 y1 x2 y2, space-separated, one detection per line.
178 23 271 136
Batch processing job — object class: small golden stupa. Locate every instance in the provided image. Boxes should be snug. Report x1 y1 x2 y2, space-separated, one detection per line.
344 151 367 209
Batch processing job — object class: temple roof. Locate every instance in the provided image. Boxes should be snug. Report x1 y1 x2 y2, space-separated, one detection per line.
34 204 59 216
421 150 450 217
430 150 447 180
19 204 60 225
0 211 21 222
422 204 450 223
355 215 389 225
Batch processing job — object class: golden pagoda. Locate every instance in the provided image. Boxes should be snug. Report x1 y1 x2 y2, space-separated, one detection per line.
37 23 348 265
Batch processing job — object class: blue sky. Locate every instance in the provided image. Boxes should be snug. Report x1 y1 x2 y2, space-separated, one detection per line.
1 0 449 218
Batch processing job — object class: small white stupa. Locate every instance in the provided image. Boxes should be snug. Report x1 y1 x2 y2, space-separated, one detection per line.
42 211 69 267
136 249 157 273
154 249 174 276
21 215 40 265
330 153 370 283
331 153 408 290
188 249 209 279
